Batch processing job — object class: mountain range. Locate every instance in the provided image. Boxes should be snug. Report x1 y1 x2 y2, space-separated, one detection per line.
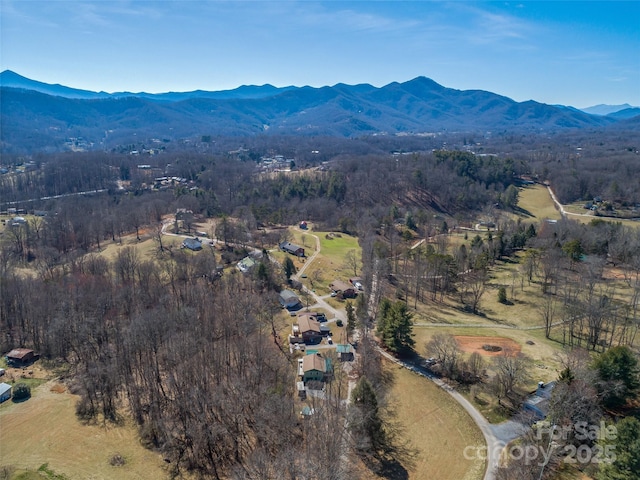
1 70 639 153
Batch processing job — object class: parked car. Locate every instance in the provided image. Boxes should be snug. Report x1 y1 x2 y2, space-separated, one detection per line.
423 357 437 367
330 291 337 297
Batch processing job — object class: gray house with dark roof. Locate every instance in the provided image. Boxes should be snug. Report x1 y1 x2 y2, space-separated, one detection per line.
279 289 301 309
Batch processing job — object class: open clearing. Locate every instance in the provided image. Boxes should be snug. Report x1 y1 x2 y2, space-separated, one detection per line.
415 326 562 386
385 361 485 480
517 185 561 221
0 381 167 480
454 335 522 357
290 227 361 295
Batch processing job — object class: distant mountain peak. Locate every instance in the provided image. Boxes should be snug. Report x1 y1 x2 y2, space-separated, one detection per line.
580 103 636 116
1 70 634 154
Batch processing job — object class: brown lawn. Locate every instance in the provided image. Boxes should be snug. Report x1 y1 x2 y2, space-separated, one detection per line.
385 361 486 480
455 336 522 357
0 381 168 479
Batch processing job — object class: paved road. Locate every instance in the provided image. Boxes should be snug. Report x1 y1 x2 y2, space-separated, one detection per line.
166 220 526 479
367 266 528 480
375 347 526 480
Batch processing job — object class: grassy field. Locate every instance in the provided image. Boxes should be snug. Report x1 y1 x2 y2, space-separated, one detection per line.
0 381 168 480
289 226 361 295
517 185 562 221
384 361 486 480
413 326 562 383
95 231 183 263
517 184 639 229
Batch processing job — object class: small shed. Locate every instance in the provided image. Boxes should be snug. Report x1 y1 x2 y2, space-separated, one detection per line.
336 344 354 362
296 381 307 399
0 382 12 403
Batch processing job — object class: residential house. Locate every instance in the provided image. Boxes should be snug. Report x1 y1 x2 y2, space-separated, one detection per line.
182 237 203 251
523 381 556 419
279 289 301 309
295 316 322 343
302 353 330 384
336 344 354 362
6 348 36 366
236 256 257 273
329 280 356 298
0 383 11 403
279 241 305 257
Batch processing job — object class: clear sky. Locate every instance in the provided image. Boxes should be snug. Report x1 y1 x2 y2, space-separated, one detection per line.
1 1 638 108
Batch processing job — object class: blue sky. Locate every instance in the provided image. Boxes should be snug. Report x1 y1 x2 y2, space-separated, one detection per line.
1 1 638 107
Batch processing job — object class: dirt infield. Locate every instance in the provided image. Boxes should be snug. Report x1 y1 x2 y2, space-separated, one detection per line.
455 335 521 356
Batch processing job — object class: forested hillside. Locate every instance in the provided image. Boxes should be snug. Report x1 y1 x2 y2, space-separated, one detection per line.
1 130 639 479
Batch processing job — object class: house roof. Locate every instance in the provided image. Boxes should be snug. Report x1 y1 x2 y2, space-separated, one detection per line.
0 383 11 396
303 353 327 373
280 241 303 252
182 238 202 250
329 280 353 292
297 311 319 321
279 289 299 302
237 256 257 272
297 316 321 334
6 348 34 360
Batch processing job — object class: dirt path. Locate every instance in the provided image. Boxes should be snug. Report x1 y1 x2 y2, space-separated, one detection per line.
291 229 346 322
546 185 592 219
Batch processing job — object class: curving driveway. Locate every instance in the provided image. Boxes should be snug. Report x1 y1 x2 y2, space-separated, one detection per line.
291 227 526 480
375 346 526 480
